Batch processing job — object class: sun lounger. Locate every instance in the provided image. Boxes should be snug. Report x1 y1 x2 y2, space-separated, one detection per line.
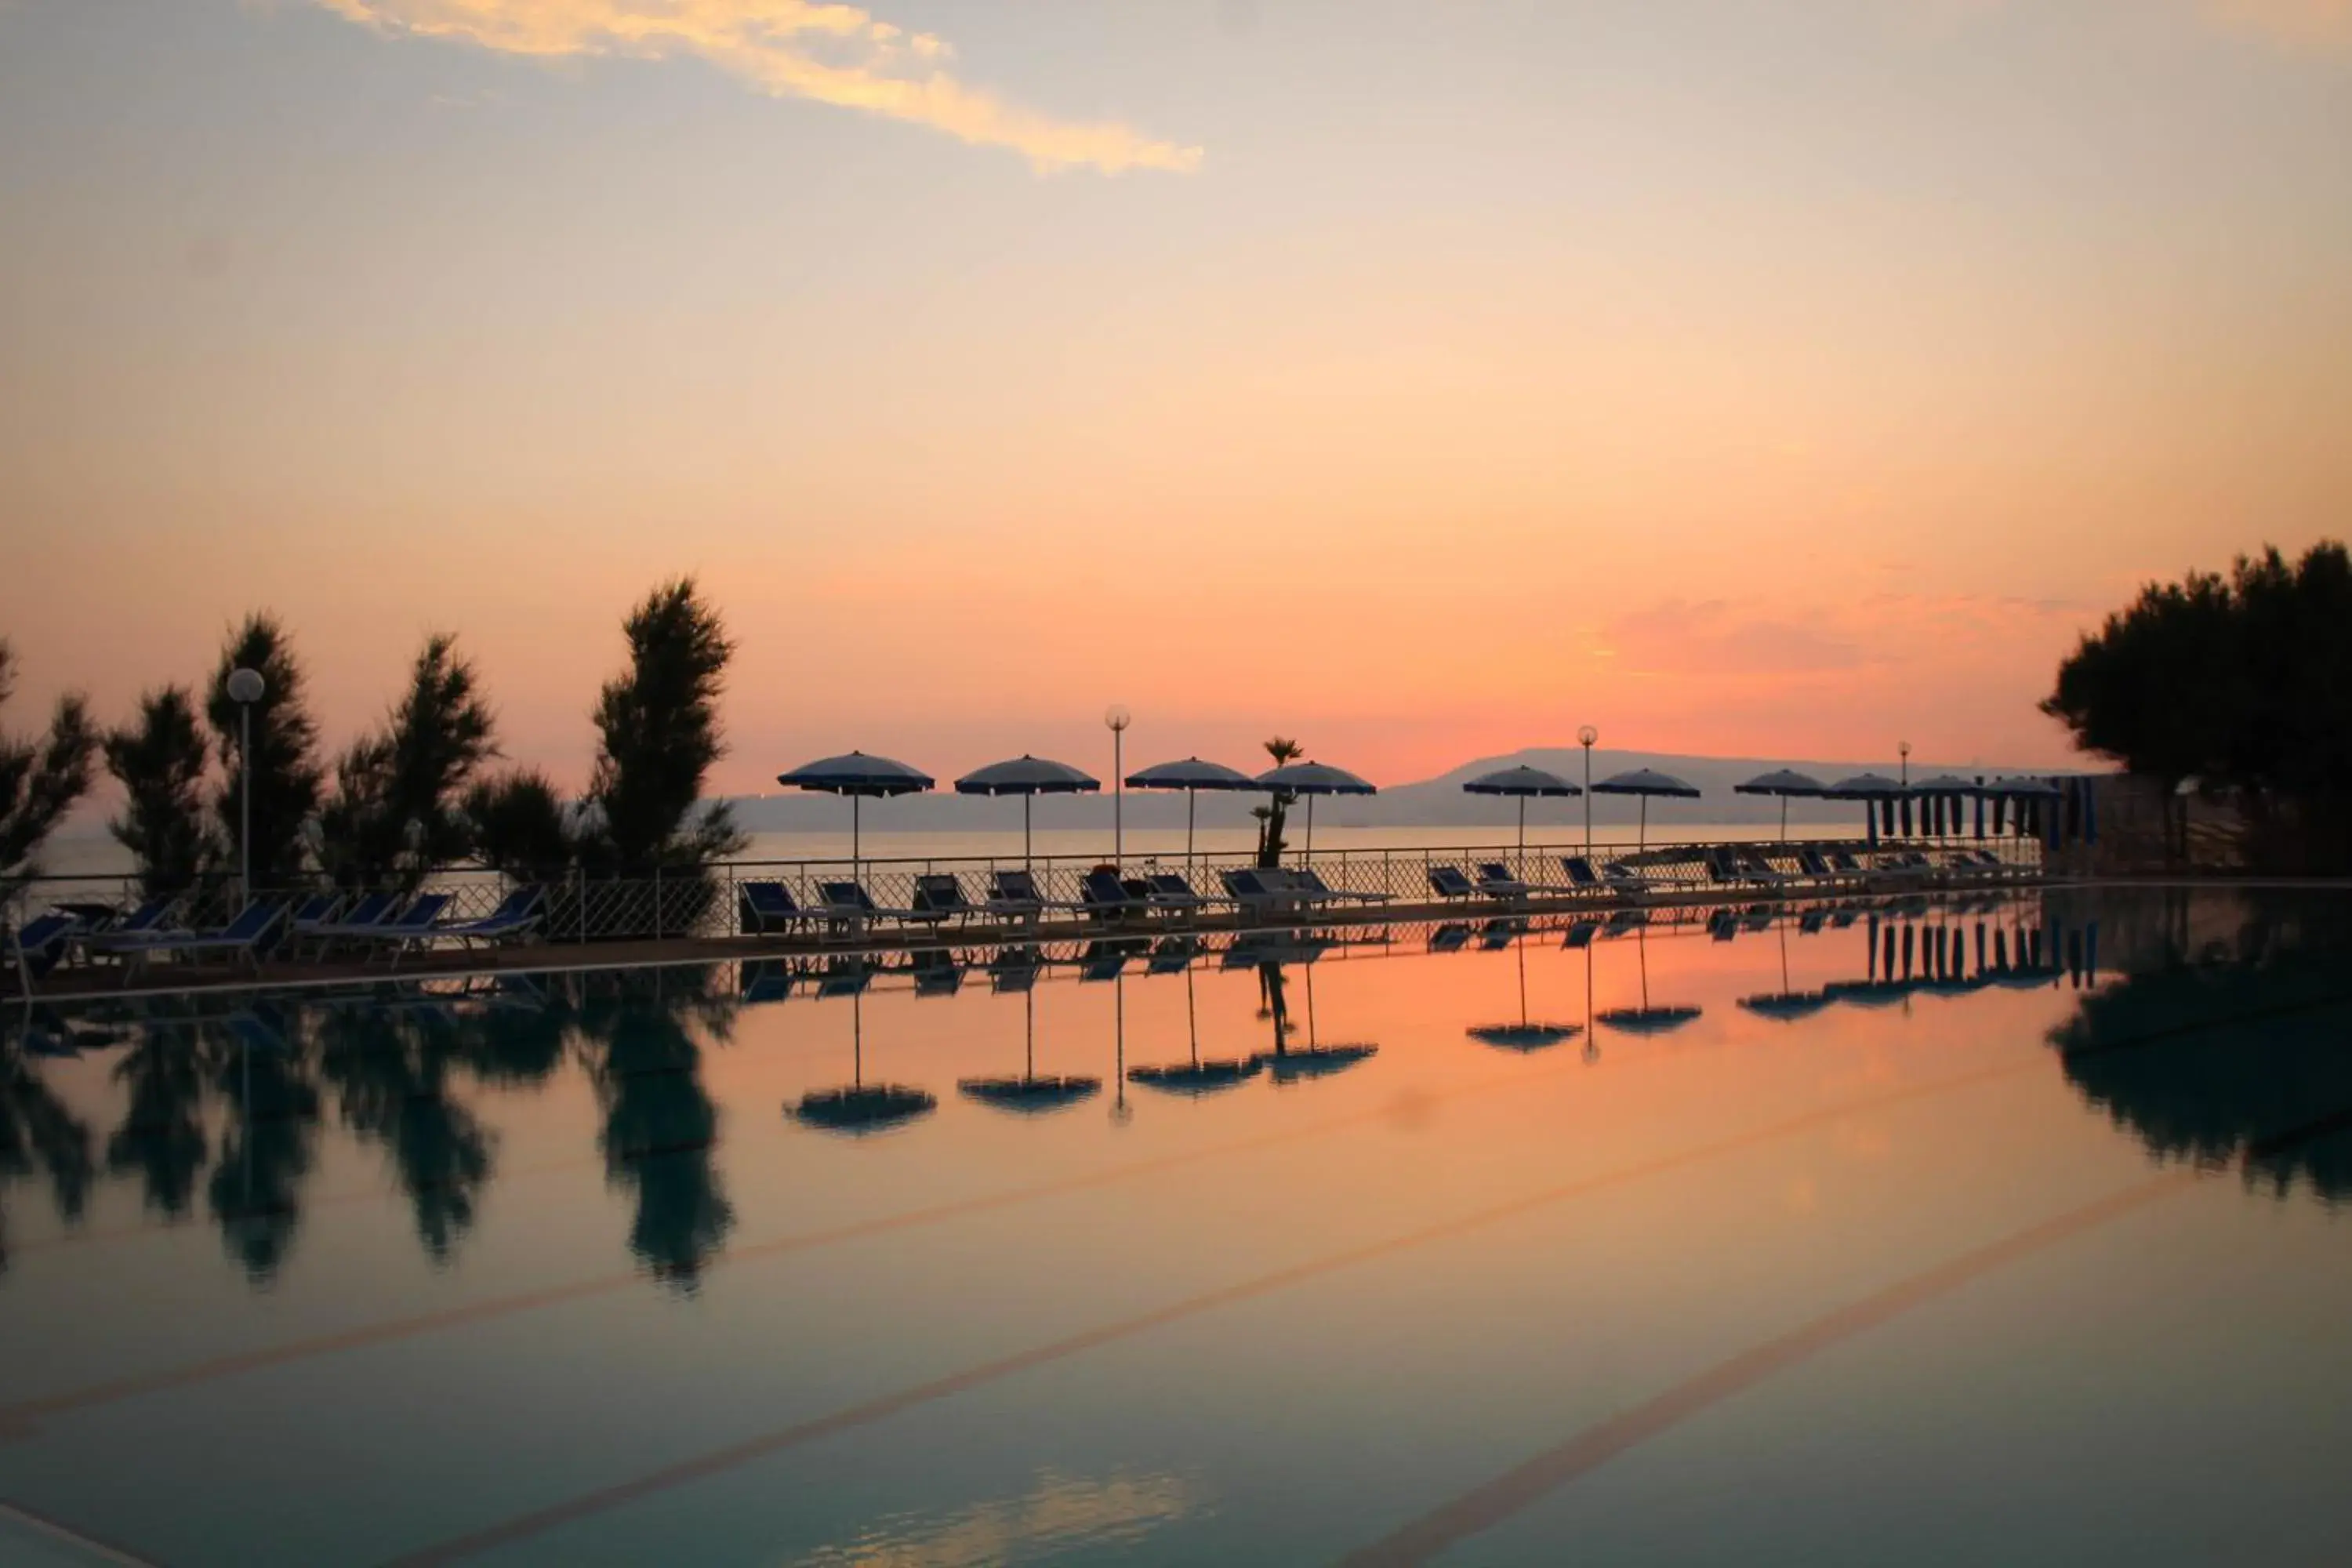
7 910 82 985
986 869 1055 920
1427 866 1479 901
115 900 290 982
1223 867 1304 919
1296 867 1388 905
739 880 818 935
1080 868 1149 922
816 880 916 924
1145 872 1209 916
301 890 405 953
437 886 545 949
1475 863 1531 900
353 893 454 968
911 873 981 925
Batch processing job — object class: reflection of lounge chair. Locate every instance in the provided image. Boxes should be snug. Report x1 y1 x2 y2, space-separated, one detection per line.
739 880 816 935
988 948 1044 992
1427 922 1472 953
1148 936 1200 973
1476 863 1530 899
1428 866 1478 901
909 947 964 996
740 960 796 1004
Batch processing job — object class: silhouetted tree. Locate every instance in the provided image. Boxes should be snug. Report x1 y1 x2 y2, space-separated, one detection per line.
2043 541 2352 869
464 768 575 884
105 685 216 896
205 615 323 890
318 634 498 890
580 579 744 874
1254 735 1301 869
0 640 99 895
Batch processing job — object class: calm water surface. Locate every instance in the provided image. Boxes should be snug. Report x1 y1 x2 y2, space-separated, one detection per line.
2 887 2347 1566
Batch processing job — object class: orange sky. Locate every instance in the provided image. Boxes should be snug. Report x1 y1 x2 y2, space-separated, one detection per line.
4 0 2349 789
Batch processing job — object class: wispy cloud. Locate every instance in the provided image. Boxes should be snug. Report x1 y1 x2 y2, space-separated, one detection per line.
313 1 1204 174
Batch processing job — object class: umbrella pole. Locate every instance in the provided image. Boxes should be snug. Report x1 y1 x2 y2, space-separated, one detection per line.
1780 797 1790 842
1639 797 1649 853
851 795 862 884
1305 797 1315 864
1023 795 1033 871
1518 798 1526 862
1186 789 1196 878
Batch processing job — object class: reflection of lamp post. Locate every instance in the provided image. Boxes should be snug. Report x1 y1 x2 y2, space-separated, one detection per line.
227 667 266 903
1105 705 1131 869
1577 726 1598 852
1898 739 1912 789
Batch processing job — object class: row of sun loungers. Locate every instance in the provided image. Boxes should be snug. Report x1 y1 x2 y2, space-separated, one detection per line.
7 886 548 985
1425 847 2025 907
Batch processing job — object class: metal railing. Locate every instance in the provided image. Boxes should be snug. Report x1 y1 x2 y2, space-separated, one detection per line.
5 833 2044 955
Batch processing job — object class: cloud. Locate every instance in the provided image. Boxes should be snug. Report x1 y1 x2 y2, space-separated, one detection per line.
1600 600 1868 676
313 1 1203 174
2200 0 2352 52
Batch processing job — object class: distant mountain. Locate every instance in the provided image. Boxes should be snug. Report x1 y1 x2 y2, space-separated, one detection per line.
727 747 2062 834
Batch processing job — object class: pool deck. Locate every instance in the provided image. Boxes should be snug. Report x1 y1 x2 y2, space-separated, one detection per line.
5 870 2054 1005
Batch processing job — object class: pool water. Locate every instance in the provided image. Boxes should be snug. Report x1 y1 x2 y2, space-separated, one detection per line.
2 887 2347 1566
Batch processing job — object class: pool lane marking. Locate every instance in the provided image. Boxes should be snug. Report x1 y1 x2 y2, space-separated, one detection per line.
1330 1101 2352 1567
0 1036 1729 1425
372 1057 2040 1568
6 985 2306 1430
0 1501 169 1566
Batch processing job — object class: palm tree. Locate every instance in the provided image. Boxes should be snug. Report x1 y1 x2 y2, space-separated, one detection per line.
1256 736 1301 869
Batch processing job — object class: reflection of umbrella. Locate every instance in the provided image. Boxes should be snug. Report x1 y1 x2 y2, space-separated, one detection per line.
1260 964 1379 1080
1125 757 1258 875
1824 772 1904 850
1738 919 1832 1022
1462 765 1581 858
955 755 1099 868
1468 924 1583 1050
776 752 934 883
1595 925 1703 1034
791 978 937 1134
959 983 1103 1113
1591 768 1701 852
1257 761 1377 861
1129 965 1263 1095
1733 769 1827 842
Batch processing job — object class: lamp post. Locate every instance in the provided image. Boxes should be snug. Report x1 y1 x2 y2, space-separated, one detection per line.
1105 705 1131 869
1577 726 1598 852
227 666 266 905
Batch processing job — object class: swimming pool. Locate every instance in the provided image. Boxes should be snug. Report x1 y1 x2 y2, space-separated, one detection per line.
3 887 2347 1565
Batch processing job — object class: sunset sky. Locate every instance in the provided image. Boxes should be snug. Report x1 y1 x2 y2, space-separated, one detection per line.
5 0 2349 791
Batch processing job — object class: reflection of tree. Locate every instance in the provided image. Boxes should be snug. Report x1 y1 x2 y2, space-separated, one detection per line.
319 1002 493 1265
577 968 735 1291
0 1036 96 1272
107 1021 212 1221
2053 931 2352 1203
208 1017 321 1283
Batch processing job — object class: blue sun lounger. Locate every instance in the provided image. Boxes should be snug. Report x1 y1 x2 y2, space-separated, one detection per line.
911 873 982 925
115 900 290 984
437 886 545 949
1080 868 1150 922
739 880 818 936
354 893 453 969
1296 867 1388 906
302 890 405 953
8 910 83 985
1475 863 1531 899
1427 866 1479 901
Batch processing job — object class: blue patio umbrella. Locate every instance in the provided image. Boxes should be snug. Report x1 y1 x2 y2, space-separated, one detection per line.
1589 768 1700 852
776 751 934 882
955 754 1099 869
1124 757 1258 873
1462 764 1581 857
1824 772 1904 850
1733 768 1827 841
1257 760 1377 861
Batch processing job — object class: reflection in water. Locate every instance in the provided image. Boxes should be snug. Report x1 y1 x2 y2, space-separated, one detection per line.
0 1026 94 1272
2053 899 2352 1205
789 1468 1196 1568
580 967 738 1290
9 889 2345 1294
